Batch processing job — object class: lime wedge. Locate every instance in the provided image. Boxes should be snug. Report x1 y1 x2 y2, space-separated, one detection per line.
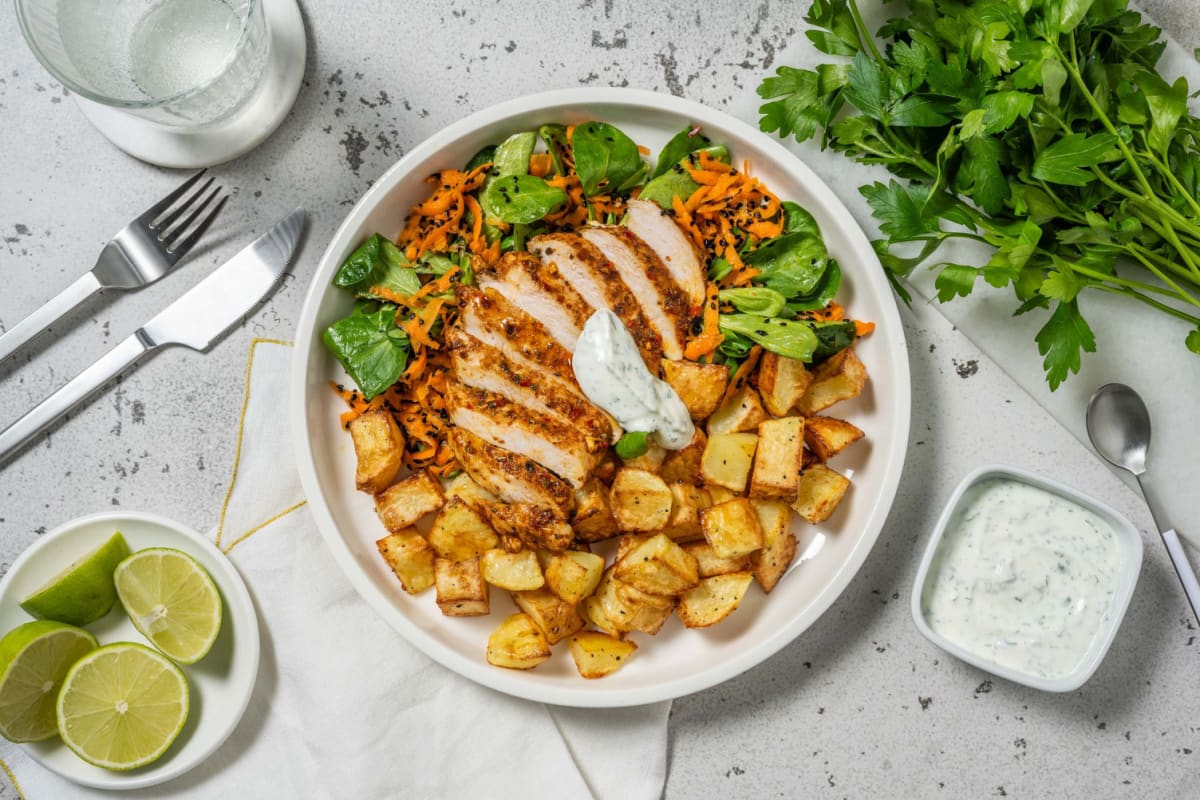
0 621 97 742
114 548 222 665
57 642 188 771
20 532 131 626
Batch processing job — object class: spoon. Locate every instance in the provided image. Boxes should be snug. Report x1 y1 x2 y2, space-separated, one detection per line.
1086 383 1200 624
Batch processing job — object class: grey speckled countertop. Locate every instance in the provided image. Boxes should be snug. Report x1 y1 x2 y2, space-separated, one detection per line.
2 2 1199 797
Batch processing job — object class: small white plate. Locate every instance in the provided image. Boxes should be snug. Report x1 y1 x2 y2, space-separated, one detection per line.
0 512 260 790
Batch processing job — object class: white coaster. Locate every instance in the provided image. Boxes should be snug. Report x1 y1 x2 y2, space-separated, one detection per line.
72 0 306 169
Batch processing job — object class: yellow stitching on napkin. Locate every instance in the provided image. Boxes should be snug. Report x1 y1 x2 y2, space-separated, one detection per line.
214 337 295 549
222 500 307 554
0 756 27 799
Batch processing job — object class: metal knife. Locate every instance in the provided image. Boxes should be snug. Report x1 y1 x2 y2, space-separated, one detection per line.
0 208 306 466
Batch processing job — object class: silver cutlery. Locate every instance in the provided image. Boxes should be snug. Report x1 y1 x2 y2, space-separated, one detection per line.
0 170 228 364
0 208 306 466
1086 382 1200 624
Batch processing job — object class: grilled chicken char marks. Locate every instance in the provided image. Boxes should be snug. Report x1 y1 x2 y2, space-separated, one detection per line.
528 232 663 369
624 198 707 308
446 427 572 513
445 381 604 487
445 327 619 443
455 285 575 380
476 251 593 352
481 501 574 553
577 225 692 359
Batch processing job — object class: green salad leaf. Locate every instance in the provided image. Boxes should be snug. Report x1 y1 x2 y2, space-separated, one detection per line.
333 234 421 299
571 122 647 196
323 302 410 401
483 175 568 224
718 314 820 362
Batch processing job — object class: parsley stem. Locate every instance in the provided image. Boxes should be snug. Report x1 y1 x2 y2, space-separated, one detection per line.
1092 285 1200 326
1142 148 1200 220
1127 242 1200 286
846 0 885 63
1102 250 1200 306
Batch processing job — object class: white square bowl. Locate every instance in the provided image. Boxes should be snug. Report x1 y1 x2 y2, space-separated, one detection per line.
910 464 1143 692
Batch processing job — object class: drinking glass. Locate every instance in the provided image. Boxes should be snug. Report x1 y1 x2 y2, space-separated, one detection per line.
16 0 271 128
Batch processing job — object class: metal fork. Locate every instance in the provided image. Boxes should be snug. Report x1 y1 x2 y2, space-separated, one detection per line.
0 170 229 364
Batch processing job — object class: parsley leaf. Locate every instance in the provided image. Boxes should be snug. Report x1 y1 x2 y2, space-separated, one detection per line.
1035 300 1097 391
757 67 825 142
1032 133 1119 186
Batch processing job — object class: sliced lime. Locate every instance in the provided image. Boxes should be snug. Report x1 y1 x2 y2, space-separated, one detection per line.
20 532 131 626
57 642 189 771
114 548 222 665
0 620 97 742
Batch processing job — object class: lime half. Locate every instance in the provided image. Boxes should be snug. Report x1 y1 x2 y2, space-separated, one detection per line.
114 548 222 665
20 532 131 626
57 642 189 771
0 621 97 742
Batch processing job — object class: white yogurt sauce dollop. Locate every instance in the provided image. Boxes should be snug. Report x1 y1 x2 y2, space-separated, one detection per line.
921 478 1122 680
571 310 695 449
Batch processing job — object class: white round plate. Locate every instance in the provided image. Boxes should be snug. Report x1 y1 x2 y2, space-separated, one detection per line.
0 512 260 790
73 0 306 169
291 88 911 707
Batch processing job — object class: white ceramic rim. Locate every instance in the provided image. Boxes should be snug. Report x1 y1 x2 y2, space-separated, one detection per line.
1 511 261 790
909 463 1144 692
290 87 912 707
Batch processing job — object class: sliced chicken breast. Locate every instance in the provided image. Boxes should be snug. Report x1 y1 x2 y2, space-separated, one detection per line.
456 286 575 380
476 251 592 352
446 327 620 443
481 501 574 553
446 428 572 512
624 198 706 308
577 225 691 359
528 233 663 368
445 381 603 487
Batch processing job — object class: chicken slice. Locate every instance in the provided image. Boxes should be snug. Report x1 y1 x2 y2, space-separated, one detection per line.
445 381 604 487
577 225 691 359
446 427 572 513
528 232 663 369
446 327 620 443
624 198 706 308
456 285 575 380
481 501 574 553
476 251 592 352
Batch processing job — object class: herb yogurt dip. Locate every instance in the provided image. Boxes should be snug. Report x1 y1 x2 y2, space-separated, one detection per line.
920 478 1122 681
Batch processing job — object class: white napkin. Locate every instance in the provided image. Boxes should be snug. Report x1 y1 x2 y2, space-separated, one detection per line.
0 339 670 799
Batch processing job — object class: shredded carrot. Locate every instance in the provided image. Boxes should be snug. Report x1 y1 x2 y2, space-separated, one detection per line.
529 153 552 177
855 320 876 337
398 164 490 259
684 282 724 359
403 297 445 350
636 144 650 156
807 301 845 322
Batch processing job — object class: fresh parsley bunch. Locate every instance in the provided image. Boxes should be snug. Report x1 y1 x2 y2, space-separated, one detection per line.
759 0 1200 389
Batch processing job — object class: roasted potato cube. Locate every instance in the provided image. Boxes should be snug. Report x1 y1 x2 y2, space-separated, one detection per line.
757 352 814 417
613 581 675 634
442 471 498 509
571 480 619 542
610 468 674 532
700 498 765 560
350 408 406 494
660 428 707 485
677 572 754 628
700 432 758 492
481 549 545 591
661 358 729 420
375 470 446 532
376 529 435 594
487 613 552 670
751 499 793 547
593 452 618 485
544 550 605 604
591 569 635 634
581 595 624 638
613 533 700 596
428 497 499 560
707 387 769 436
797 348 868 415
749 417 805 501
752 529 797 592
662 482 709 541
615 533 651 563
706 486 740 505
804 416 865 461
569 631 638 678
682 541 750 578
512 587 585 644
434 557 489 617
791 464 851 523
620 439 668 473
